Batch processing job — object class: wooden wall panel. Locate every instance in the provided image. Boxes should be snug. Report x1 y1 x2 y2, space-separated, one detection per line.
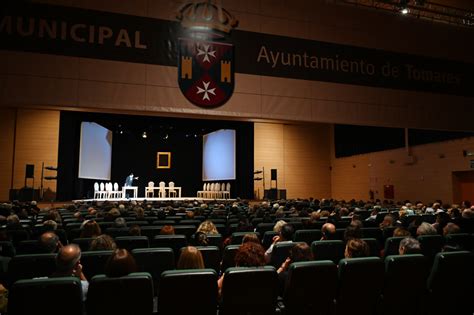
331 137 474 203
0 109 15 201
254 122 331 199
12 109 60 194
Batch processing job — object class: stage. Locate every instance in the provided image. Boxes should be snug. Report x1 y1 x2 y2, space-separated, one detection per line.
72 197 237 203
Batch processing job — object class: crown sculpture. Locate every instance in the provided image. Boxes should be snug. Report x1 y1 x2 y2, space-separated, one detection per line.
177 0 239 34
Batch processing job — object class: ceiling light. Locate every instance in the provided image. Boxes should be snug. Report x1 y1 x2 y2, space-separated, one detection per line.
142 131 147 139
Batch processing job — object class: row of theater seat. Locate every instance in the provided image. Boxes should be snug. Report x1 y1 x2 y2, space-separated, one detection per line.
3 231 473 287
7 251 474 315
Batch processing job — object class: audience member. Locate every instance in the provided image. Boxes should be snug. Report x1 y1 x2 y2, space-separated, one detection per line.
105 248 137 277
344 238 369 258
416 222 437 236
80 220 101 238
197 220 219 235
242 233 260 244
177 246 205 269
321 222 337 240
393 227 411 237
159 225 175 235
39 231 62 253
129 224 141 236
89 234 117 251
265 224 294 263
52 244 88 301
398 237 421 255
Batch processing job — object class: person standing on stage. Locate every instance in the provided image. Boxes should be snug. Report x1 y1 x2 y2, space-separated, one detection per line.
124 173 139 187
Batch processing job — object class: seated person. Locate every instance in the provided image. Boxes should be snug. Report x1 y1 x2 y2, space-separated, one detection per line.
177 246 205 269
277 243 313 295
105 248 137 277
265 224 294 263
398 237 421 255
39 231 62 253
89 234 117 251
51 244 88 301
344 238 369 258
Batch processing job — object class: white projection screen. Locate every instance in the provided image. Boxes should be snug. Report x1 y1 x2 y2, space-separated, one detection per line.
202 129 236 181
78 122 113 180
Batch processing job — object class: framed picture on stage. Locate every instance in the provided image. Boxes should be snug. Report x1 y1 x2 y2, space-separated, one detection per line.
157 152 171 169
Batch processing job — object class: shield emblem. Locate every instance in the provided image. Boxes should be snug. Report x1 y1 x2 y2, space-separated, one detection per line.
178 38 234 108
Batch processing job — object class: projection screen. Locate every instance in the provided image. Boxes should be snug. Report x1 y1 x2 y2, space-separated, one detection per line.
202 129 236 181
78 122 113 180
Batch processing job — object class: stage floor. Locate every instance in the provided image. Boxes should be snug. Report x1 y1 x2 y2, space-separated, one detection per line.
72 197 236 203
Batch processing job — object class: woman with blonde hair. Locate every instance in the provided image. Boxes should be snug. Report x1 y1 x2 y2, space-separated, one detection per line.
197 220 219 235
177 246 205 269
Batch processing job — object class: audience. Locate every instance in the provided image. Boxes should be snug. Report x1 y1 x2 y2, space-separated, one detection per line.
321 223 336 240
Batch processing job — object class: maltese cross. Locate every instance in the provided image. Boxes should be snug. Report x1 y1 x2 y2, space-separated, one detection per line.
196 81 216 101
196 44 216 63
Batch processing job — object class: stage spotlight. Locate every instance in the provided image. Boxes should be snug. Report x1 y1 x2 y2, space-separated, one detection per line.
399 0 409 14
162 133 169 140
194 134 198 138
142 131 147 139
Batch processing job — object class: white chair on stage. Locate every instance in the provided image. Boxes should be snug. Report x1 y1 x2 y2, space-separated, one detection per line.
106 182 114 199
222 182 231 199
158 181 166 198
112 182 123 199
93 182 100 199
204 183 210 198
168 181 177 198
214 182 221 199
207 183 215 199
145 181 155 198
97 182 107 199
197 183 206 198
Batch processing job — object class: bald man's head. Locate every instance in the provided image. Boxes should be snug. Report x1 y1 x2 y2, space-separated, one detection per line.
321 223 336 240
39 232 61 253
56 244 81 274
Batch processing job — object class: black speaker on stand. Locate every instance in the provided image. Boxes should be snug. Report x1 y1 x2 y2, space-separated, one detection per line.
25 164 35 188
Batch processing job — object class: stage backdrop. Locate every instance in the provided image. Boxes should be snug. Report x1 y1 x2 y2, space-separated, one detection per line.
57 111 254 201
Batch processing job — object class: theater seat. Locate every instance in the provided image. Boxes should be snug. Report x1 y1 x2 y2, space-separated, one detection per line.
115 236 149 250
444 233 472 251
417 235 444 263
293 229 322 246
153 235 187 258
81 250 113 280
311 240 345 264
283 261 337 315
361 238 380 257
195 246 221 272
132 247 175 293
380 254 429 315
86 272 154 315
270 242 305 268
9 277 83 315
71 237 94 252
0 241 16 257
158 269 217 314
336 257 384 315
425 251 474 315
221 244 240 273
383 237 405 257
231 232 260 245
262 231 277 249
220 266 278 315
8 253 56 286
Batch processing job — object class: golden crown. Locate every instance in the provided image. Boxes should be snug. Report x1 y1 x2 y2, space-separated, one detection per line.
177 0 239 34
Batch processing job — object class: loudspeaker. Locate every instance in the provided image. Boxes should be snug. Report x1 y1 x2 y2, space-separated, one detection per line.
271 169 277 180
25 164 35 178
